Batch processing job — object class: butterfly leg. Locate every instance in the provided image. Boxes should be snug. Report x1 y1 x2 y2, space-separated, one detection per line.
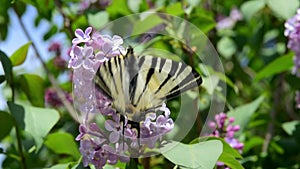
120 114 126 149
127 120 141 148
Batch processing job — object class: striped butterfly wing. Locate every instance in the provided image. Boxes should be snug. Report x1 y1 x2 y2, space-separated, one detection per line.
132 55 202 113
94 53 129 115
94 47 202 121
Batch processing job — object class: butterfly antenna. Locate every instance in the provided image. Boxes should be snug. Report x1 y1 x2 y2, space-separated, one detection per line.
141 34 153 44
130 34 153 50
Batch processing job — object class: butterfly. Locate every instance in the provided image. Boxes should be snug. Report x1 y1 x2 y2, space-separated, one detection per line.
94 46 202 140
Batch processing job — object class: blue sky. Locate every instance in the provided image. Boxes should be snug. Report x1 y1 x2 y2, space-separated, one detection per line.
0 5 67 108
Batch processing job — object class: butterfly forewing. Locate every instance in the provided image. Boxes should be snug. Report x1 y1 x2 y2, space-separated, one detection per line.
137 55 202 102
95 55 128 113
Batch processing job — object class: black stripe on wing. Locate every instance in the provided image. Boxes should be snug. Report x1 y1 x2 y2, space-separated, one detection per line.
126 47 140 104
106 58 119 94
94 54 126 100
152 57 202 100
154 58 179 94
165 70 202 99
95 65 113 100
134 57 158 105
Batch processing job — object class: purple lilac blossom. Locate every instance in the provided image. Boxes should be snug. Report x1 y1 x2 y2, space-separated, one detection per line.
48 42 61 53
284 9 300 77
78 0 111 11
216 7 243 30
208 112 244 169
45 88 72 107
284 9 300 109
208 112 243 169
48 42 67 69
296 91 300 109
53 56 67 69
69 27 174 168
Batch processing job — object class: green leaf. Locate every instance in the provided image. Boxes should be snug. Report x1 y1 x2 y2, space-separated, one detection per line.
71 16 88 32
25 105 60 151
0 50 13 84
243 136 264 153
45 132 80 159
8 102 60 151
19 74 45 107
201 75 219 95
241 0 266 20
217 37 237 59
204 137 242 159
132 14 164 36
162 140 223 168
255 53 293 82
106 0 131 19
126 159 139 169
165 2 184 16
127 0 142 13
218 153 244 169
43 163 71 169
198 137 244 169
43 25 58 41
0 111 14 140
282 120 300 136
7 102 25 130
10 42 32 66
227 96 264 133
0 75 5 84
285 74 300 90
200 65 238 94
88 11 109 30
266 0 299 19
190 11 216 34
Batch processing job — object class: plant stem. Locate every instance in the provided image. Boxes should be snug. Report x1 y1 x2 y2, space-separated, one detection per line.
14 122 27 169
13 7 78 121
54 0 73 37
262 74 283 152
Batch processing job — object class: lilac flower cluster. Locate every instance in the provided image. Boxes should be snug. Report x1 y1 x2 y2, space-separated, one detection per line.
208 112 243 169
208 112 244 152
216 8 243 30
78 0 111 12
44 88 72 107
285 9 300 78
284 9 300 109
45 42 71 107
69 27 174 168
296 91 300 109
48 42 67 69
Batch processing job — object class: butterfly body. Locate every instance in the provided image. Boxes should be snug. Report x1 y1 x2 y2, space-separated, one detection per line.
94 46 202 129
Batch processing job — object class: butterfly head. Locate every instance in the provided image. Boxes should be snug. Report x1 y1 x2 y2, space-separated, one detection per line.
126 46 134 55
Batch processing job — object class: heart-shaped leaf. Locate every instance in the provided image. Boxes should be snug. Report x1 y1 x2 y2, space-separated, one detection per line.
161 140 223 168
8 102 60 151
